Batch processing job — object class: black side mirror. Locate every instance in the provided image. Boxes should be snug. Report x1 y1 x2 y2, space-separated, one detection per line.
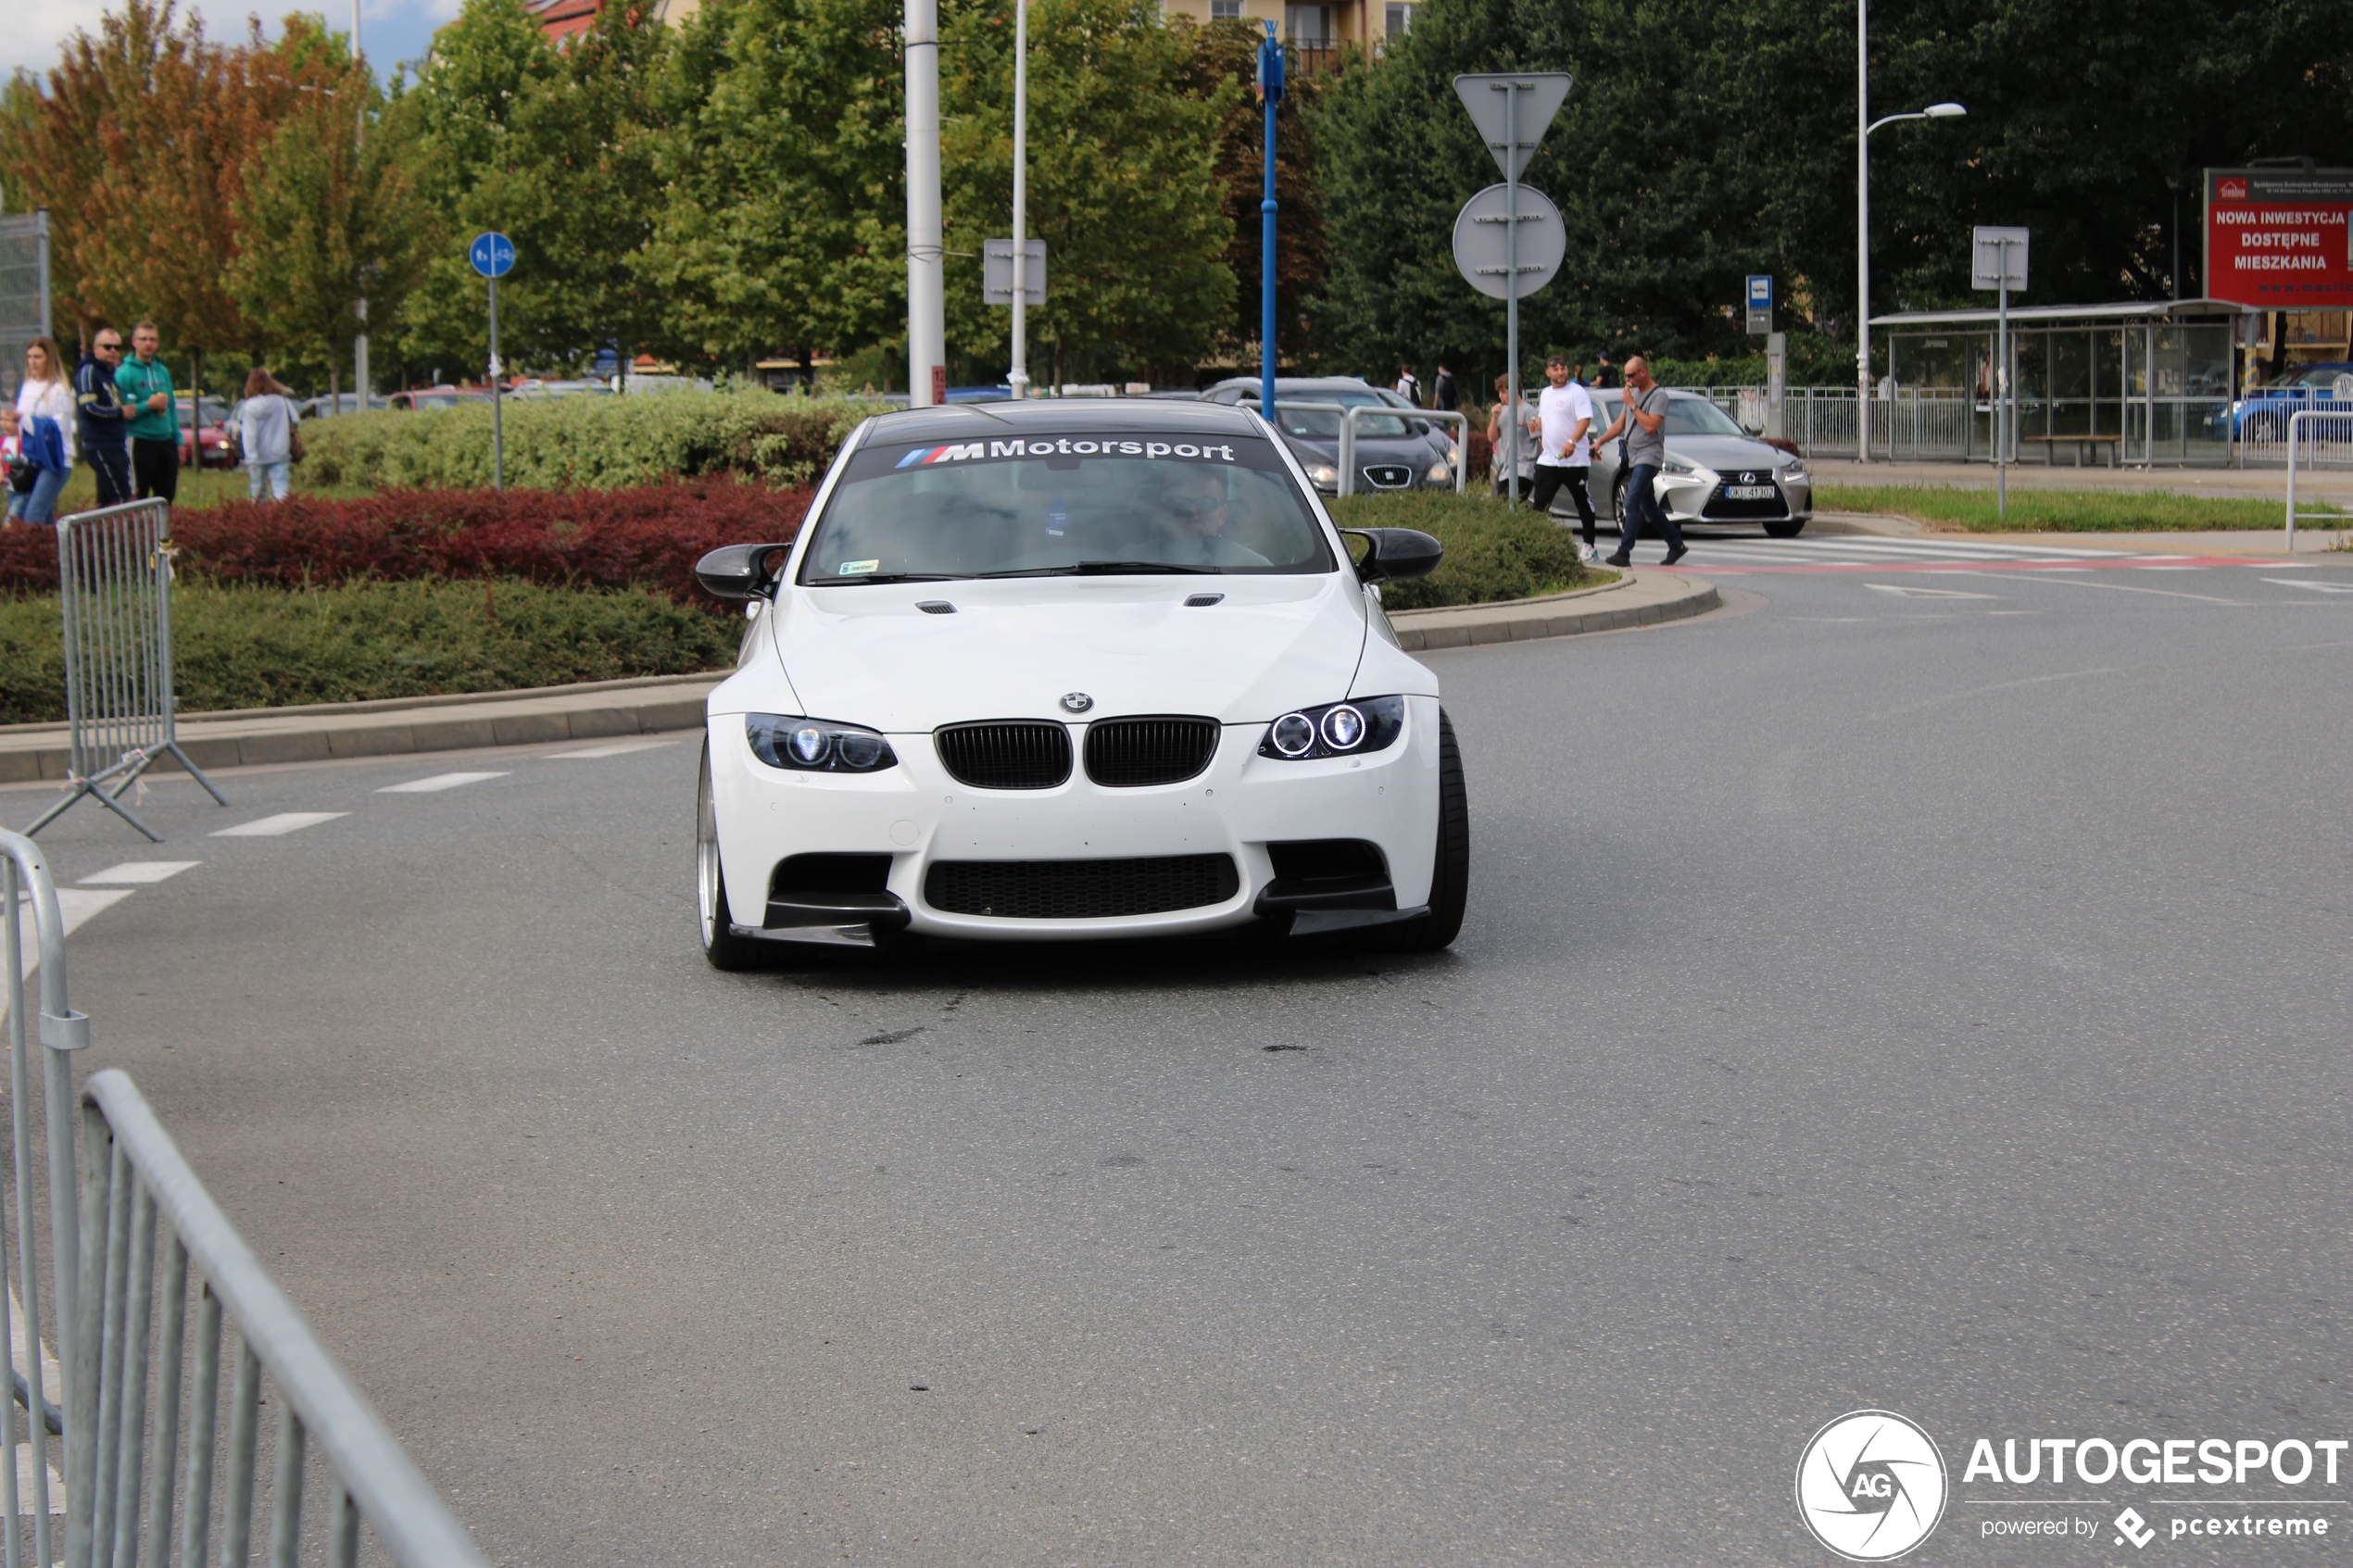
695 542 793 600
1342 527 1443 583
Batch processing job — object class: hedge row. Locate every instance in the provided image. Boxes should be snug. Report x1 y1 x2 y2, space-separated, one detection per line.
0 578 739 725
0 481 813 604
300 390 885 492
1326 492 1593 609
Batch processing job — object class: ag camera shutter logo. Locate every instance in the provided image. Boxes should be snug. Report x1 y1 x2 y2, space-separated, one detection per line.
1796 1410 1949 1561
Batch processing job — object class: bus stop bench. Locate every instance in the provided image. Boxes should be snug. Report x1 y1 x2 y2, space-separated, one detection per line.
2021 433 2122 468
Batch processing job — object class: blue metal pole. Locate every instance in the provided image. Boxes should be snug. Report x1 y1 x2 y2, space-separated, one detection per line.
1257 26 1282 417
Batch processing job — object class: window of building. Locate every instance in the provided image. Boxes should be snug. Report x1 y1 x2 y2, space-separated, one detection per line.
1385 1 1411 37
1285 3 1330 43
1212 0 1241 18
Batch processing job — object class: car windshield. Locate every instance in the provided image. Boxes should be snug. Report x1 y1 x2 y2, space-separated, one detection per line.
1592 392 1749 437
799 431 1335 583
1238 390 1413 440
2287 366 2352 387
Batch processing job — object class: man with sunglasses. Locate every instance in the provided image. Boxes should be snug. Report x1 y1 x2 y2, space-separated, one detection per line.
74 329 132 508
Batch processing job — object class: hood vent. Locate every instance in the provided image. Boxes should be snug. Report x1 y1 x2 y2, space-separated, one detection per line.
935 721 1073 789
916 600 957 614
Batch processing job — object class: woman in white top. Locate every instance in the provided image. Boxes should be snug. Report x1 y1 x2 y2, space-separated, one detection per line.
1485 373 1538 498
4 337 75 525
236 368 300 501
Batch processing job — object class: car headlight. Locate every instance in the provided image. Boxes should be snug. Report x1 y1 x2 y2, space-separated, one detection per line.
1662 458 1698 476
746 713 899 772
1778 457 1807 477
1425 459 1452 483
1258 696 1406 760
1306 463 1340 487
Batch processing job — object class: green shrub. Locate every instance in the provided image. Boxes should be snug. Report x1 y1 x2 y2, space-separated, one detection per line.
1327 491 1595 610
301 390 887 492
0 578 737 724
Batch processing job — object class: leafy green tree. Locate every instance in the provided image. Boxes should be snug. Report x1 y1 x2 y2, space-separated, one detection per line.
633 0 905 373
937 0 1236 385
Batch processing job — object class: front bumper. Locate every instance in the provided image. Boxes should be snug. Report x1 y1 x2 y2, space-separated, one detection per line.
707 696 1443 943
1649 470 1812 524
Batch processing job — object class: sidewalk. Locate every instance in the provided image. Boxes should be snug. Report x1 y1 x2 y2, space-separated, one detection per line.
1807 458 2353 503
1387 569 1718 650
1815 509 2345 557
0 671 722 784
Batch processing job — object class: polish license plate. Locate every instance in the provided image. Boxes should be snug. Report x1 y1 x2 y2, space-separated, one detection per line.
1725 484 1777 500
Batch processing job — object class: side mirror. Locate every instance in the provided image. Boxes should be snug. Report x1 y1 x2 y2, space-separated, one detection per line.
694 542 793 600
1342 527 1443 583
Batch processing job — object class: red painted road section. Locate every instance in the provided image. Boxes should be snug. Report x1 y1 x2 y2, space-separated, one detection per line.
1670 555 2259 574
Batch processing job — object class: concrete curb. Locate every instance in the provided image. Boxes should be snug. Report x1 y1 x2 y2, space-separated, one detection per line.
0 671 726 784
1387 570 1720 651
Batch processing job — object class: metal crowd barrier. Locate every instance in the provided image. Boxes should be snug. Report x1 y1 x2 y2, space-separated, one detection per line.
71 1073 493 1568
26 501 227 843
2285 410 2353 551
0 822 489 1567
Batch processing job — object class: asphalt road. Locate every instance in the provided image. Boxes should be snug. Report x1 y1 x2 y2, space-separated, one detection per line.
19 540 2353 1566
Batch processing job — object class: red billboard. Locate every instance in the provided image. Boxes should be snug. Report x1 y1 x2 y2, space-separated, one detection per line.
2205 168 2353 308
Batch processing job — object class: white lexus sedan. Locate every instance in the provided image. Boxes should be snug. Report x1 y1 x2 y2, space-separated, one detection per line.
693 400 1468 966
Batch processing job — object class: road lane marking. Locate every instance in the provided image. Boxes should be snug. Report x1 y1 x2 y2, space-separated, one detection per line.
547 739 679 759
211 812 347 836
376 772 509 794
1869 667 2117 722
2263 578 2353 593
80 861 198 885
1864 583 1999 599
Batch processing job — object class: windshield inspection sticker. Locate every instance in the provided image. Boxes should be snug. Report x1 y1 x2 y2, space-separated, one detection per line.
1793 1408 2350 1560
894 438 1239 468
836 559 880 576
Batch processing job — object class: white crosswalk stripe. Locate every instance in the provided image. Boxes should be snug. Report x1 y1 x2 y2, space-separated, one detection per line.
1624 533 2247 573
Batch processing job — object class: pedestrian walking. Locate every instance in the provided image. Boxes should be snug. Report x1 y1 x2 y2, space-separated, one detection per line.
1486 373 1536 498
117 320 180 504
75 327 132 508
1523 354 1600 558
1589 355 1685 569
235 368 301 502
1431 363 1457 411
1394 364 1423 408
5 337 76 525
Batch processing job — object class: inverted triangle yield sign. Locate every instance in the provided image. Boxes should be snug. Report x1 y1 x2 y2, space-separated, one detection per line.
1453 73 1573 181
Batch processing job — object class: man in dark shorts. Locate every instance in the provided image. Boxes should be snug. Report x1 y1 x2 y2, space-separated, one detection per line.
117 320 180 503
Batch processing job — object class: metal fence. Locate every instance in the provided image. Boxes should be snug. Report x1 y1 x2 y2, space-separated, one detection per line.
0 822 491 1567
2285 410 2353 550
26 502 226 843
0 214 47 410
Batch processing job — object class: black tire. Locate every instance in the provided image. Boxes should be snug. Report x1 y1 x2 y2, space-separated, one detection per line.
1609 472 1629 528
697 745 767 972
1764 518 1806 538
1371 709 1468 952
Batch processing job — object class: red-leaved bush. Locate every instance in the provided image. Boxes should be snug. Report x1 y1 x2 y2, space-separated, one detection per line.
0 481 812 608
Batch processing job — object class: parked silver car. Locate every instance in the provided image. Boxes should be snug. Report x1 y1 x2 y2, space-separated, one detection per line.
1584 390 1812 537
1202 376 1458 495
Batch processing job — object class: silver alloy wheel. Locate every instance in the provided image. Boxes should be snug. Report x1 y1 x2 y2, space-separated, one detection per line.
697 748 723 950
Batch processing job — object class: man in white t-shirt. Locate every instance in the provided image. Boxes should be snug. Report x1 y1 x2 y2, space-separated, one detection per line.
1524 354 1598 557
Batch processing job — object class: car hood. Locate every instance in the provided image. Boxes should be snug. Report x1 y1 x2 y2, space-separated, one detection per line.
1670 433 1791 472
761 574 1378 731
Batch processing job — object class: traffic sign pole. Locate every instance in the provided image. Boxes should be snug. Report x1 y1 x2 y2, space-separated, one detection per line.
489 273 503 491
1505 80 1519 507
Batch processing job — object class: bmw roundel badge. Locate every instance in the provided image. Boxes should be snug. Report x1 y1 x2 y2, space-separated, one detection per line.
1060 692 1094 713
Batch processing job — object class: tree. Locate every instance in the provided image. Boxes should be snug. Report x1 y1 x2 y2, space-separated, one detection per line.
937 0 1236 385
633 0 906 372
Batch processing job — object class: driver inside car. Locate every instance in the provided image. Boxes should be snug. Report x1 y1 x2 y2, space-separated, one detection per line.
1158 464 1271 568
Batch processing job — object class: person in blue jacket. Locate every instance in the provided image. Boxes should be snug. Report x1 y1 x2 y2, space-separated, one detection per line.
74 328 132 507
6 337 75 525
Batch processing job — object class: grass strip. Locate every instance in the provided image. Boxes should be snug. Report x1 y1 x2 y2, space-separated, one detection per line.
1814 483 2346 533
0 577 736 726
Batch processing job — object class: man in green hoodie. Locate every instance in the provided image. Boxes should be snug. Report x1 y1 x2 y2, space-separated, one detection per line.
116 320 179 503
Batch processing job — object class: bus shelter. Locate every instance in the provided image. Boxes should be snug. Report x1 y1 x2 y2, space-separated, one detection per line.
1868 299 2245 467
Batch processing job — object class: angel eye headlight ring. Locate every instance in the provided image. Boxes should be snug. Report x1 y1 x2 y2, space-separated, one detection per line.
747 714 900 773
1257 696 1405 761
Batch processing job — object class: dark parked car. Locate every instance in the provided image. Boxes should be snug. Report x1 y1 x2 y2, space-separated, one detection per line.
2213 362 2353 441
1200 376 1458 495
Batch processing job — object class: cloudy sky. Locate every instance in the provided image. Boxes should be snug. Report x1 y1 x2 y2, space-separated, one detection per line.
6 0 453 82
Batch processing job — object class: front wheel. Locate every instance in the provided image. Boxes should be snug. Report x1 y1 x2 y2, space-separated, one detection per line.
1764 518 1806 538
1370 710 1468 952
697 745 766 972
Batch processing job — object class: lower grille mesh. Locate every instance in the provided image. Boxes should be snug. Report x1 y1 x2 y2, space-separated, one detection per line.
1084 716 1220 786
935 721 1073 789
925 854 1240 919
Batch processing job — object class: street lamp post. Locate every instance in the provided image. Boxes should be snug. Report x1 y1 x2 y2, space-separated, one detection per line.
1254 23 1284 418
353 0 368 410
1008 0 1028 397
1856 0 1963 461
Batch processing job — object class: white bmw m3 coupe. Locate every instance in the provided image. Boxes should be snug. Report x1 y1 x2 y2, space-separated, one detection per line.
692 399 1467 966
